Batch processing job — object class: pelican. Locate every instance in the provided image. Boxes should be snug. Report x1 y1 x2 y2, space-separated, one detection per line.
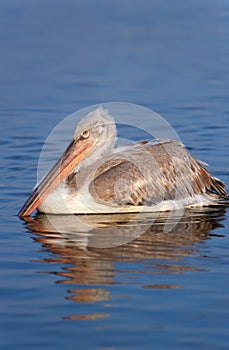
18 107 228 218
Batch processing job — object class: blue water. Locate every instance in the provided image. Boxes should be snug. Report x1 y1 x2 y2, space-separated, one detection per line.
1 1 229 349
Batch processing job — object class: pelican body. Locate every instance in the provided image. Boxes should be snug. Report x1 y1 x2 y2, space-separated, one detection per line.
18 107 228 218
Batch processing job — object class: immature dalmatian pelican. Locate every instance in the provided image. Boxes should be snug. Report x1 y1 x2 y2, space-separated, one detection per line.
18 107 228 218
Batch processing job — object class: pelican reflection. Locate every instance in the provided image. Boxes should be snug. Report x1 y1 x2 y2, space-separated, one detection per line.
27 208 226 279
25 208 226 319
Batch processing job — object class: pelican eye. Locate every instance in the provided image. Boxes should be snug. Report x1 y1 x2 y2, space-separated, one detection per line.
81 129 90 139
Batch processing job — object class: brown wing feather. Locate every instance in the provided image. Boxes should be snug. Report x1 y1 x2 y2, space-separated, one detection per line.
89 140 228 206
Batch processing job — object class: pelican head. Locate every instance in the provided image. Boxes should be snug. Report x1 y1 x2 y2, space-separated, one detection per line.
73 106 117 170
18 106 117 218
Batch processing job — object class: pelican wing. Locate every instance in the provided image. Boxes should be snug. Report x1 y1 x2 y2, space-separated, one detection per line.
89 140 227 206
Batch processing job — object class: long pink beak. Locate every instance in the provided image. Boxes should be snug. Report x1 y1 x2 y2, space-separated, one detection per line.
18 138 93 218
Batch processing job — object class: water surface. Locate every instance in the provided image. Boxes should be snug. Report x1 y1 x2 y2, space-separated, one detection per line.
0 1 229 349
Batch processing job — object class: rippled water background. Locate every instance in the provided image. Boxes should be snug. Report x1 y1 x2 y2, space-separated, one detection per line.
1 1 229 349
